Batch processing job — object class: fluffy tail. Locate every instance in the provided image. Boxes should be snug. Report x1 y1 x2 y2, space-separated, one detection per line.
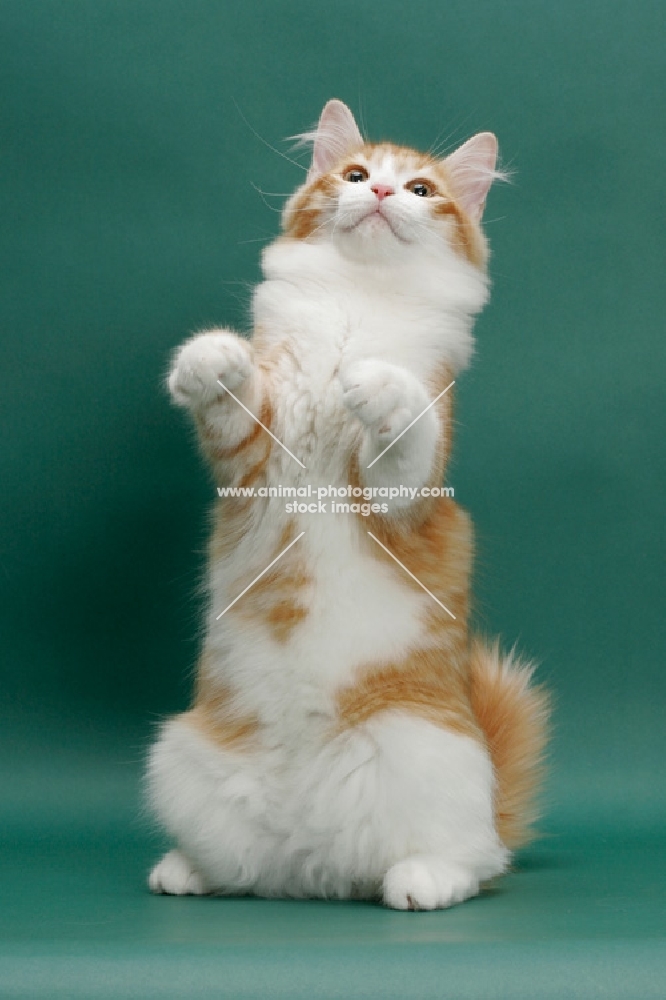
469 638 550 850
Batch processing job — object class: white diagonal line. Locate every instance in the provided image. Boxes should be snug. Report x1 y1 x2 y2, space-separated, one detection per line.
216 531 305 620
216 380 306 469
366 531 456 620
366 381 455 469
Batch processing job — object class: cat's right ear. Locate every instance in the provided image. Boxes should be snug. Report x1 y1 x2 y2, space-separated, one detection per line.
306 100 364 181
443 133 501 222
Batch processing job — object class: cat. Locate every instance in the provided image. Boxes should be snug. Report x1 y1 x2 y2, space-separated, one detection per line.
146 99 549 910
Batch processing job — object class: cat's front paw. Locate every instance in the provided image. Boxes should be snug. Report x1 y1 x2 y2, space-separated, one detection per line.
148 849 209 896
168 330 252 408
382 857 479 911
339 360 428 443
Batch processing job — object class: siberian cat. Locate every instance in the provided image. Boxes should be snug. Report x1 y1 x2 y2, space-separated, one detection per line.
147 99 549 910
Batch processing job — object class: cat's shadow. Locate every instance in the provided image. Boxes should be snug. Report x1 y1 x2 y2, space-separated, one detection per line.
512 833 570 873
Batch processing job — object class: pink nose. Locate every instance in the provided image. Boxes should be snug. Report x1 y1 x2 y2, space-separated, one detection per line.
371 184 394 201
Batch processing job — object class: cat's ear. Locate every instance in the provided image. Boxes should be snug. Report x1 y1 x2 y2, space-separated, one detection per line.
308 100 364 180
444 133 499 222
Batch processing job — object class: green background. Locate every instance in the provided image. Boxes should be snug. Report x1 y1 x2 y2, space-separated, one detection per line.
1 1 665 997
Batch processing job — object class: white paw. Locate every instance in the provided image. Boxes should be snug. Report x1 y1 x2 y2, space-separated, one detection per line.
339 360 428 442
382 857 479 911
168 330 252 408
148 849 209 896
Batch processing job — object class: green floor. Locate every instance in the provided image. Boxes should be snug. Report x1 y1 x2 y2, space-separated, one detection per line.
2 749 665 1000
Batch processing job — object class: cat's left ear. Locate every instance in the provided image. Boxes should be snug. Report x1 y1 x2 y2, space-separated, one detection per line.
308 100 364 180
444 133 499 222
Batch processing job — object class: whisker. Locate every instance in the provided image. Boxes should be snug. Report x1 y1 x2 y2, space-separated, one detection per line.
356 82 369 141
428 112 478 159
237 236 274 245
232 97 307 172
303 214 336 240
250 182 283 214
249 184 293 198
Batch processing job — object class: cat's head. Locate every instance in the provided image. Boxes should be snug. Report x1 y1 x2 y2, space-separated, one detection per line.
282 100 503 269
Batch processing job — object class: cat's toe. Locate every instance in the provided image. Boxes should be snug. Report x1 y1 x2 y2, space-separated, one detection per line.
148 849 208 896
169 331 251 407
376 405 412 441
382 857 478 911
383 858 438 910
339 360 415 431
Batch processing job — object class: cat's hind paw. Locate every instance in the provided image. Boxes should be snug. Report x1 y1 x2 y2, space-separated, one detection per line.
382 856 479 911
148 849 209 896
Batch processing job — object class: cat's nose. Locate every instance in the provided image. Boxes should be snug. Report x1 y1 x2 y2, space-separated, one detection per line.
371 184 394 201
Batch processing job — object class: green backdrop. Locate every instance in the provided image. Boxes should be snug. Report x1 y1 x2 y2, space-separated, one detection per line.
1 1 664 997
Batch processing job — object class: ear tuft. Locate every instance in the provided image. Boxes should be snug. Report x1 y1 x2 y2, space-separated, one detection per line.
444 133 503 222
292 100 364 181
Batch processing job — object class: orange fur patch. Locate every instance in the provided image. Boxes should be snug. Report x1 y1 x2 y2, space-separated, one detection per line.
286 172 339 241
186 652 260 750
183 701 259 750
336 645 481 741
197 392 273 476
207 392 274 562
228 520 311 642
362 494 472 637
205 410 264 460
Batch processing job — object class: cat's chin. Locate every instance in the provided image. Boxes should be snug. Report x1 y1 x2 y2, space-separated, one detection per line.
332 215 414 263
345 210 409 245
333 235 406 267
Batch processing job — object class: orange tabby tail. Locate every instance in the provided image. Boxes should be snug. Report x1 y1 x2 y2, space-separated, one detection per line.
469 638 550 850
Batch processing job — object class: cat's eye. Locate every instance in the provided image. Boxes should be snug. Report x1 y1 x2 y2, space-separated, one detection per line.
343 166 369 183
407 180 434 198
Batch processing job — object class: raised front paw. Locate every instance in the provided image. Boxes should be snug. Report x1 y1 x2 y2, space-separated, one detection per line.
168 330 252 408
339 360 428 443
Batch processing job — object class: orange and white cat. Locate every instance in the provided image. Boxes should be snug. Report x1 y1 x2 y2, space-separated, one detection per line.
146 100 548 910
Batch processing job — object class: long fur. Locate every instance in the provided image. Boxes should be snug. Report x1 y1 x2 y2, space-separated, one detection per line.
146 100 549 910
469 639 550 849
